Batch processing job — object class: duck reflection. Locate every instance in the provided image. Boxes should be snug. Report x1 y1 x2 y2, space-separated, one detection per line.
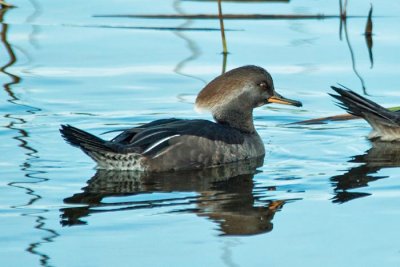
61 157 287 236
331 142 400 203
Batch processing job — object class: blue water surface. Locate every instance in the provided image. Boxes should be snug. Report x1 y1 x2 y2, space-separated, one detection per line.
1 0 400 266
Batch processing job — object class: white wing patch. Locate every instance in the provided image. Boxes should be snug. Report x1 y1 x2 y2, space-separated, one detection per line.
143 134 180 154
131 130 170 145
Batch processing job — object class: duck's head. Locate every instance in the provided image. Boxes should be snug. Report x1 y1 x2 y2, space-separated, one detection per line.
195 65 302 132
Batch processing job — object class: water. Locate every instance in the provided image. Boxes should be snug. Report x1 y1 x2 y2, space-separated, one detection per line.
1 0 400 266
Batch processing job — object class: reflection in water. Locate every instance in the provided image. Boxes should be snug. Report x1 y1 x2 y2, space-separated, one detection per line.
0 5 58 267
331 142 400 203
173 0 228 82
173 0 206 84
339 1 374 95
61 157 288 236
364 4 373 68
220 238 242 267
173 0 229 106
365 32 373 69
340 16 367 94
26 0 43 49
173 0 208 105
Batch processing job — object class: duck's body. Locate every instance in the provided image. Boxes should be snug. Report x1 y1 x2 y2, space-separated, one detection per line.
331 86 400 141
61 119 264 171
61 65 302 171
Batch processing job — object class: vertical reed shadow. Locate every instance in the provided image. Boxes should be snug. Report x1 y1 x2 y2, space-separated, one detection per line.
26 0 43 49
339 0 369 95
364 4 373 69
0 5 58 267
173 0 206 84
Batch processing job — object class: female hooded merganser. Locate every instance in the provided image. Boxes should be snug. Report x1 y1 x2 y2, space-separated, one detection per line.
60 65 302 171
331 86 400 141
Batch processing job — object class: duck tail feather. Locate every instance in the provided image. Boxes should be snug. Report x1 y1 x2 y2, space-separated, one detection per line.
60 125 114 153
330 86 394 122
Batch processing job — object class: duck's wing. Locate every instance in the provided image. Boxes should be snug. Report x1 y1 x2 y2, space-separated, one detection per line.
60 119 181 155
110 118 182 144
114 119 245 157
61 119 245 157
330 86 400 140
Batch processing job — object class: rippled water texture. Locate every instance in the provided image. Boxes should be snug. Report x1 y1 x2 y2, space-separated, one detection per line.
1 0 400 266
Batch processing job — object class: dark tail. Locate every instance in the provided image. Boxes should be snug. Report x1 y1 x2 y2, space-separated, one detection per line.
329 86 396 124
60 125 114 153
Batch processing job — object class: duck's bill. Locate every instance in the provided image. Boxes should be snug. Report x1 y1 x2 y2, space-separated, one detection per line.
268 94 302 107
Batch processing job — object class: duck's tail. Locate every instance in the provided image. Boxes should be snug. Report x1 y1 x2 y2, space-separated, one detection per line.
60 125 115 153
330 86 391 119
60 125 143 170
329 86 400 140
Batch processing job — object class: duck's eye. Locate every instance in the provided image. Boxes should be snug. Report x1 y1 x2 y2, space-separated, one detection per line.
258 82 267 88
258 81 273 94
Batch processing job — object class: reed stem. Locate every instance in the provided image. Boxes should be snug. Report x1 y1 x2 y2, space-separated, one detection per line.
218 0 228 54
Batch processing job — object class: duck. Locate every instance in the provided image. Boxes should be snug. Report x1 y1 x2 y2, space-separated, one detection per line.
330 85 400 141
60 65 302 171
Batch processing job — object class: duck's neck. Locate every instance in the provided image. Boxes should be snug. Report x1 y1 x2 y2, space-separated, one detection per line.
213 107 256 134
